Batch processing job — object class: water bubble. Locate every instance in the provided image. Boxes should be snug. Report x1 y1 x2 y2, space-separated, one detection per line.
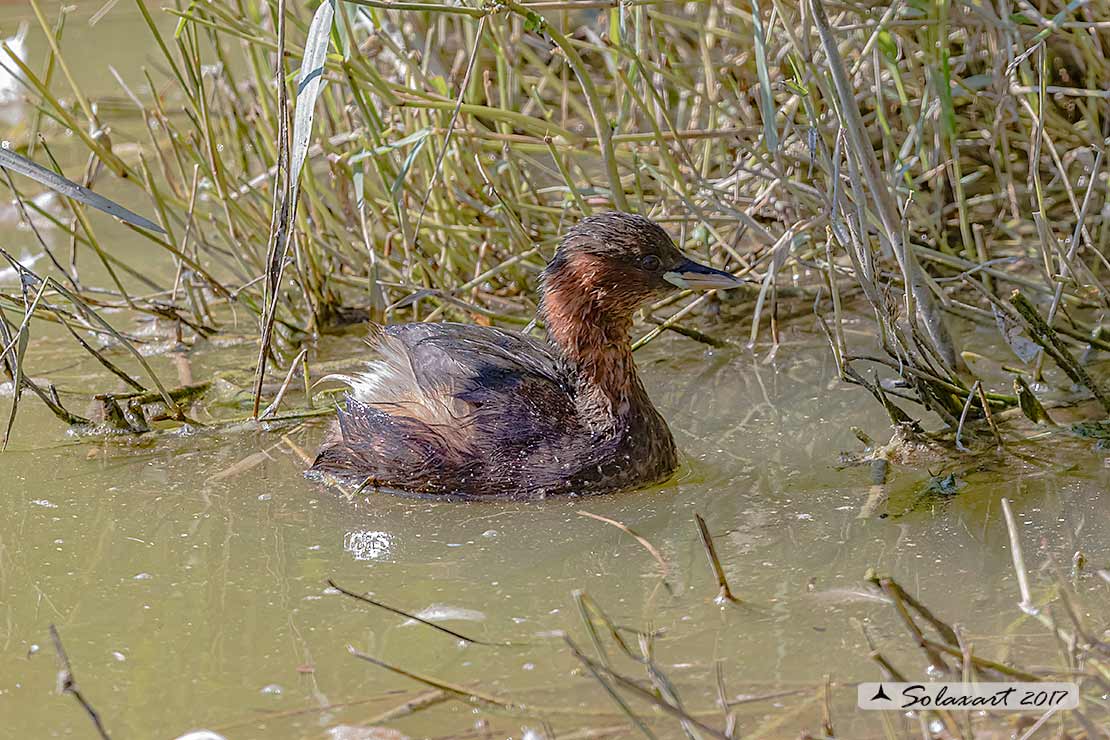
344 530 392 561
260 684 283 696
133 572 152 580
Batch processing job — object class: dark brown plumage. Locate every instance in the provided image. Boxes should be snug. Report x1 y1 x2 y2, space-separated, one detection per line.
308 211 743 499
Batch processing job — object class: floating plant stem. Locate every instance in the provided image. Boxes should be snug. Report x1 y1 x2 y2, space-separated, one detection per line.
695 513 738 605
49 625 111 740
1000 498 1038 616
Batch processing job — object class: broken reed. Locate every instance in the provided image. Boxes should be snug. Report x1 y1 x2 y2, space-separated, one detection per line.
0 0 1108 437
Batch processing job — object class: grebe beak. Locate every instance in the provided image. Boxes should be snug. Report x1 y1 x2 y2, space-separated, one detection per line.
663 258 745 290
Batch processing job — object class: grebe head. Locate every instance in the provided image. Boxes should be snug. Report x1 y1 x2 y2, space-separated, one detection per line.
541 211 743 317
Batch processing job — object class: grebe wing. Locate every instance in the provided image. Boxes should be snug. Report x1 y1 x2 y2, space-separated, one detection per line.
309 322 579 491
325 322 575 434
384 322 563 390
387 323 582 436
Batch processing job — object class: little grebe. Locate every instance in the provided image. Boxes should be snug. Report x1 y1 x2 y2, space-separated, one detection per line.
309 211 742 499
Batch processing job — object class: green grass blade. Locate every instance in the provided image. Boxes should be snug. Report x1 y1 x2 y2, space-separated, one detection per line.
291 0 335 204
751 0 778 153
0 147 165 233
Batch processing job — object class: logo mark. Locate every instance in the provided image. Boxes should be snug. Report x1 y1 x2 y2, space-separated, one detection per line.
870 684 892 702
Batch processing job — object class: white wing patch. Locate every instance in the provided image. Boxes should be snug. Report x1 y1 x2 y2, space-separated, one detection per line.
322 332 469 428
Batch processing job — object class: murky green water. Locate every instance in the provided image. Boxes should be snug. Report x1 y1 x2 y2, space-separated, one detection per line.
2 5 1109 740
4 312 1108 738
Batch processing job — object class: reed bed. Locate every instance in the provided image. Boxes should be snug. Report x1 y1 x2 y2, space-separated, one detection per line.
0 0 1107 444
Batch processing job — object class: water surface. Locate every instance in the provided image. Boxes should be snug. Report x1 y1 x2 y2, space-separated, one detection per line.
3 311 1108 738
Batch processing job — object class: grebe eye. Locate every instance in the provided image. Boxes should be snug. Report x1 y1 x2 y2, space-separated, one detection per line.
641 254 661 271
